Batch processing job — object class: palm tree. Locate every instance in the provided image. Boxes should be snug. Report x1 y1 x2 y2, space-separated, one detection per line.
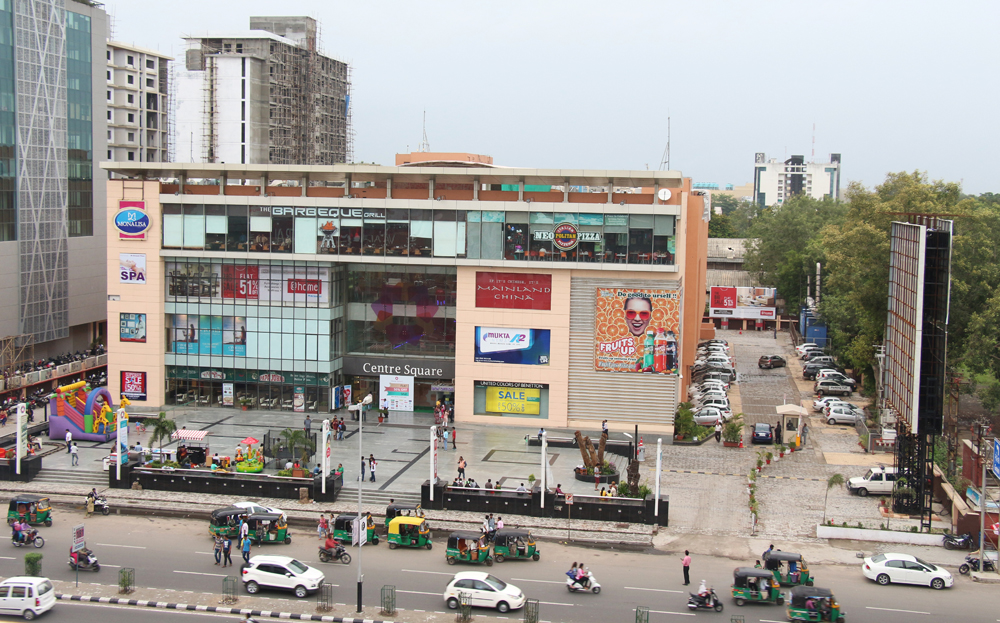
823 473 845 524
279 428 316 465
149 412 177 459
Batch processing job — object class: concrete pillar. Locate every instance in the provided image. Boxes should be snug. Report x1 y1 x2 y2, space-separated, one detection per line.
261 174 268 196
518 180 524 202
429 178 435 200
564 179 570 203
301 177 308 197
386 177 393 200
473 178 479 200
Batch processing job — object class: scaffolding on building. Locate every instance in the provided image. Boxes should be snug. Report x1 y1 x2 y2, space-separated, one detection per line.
0 335 34 377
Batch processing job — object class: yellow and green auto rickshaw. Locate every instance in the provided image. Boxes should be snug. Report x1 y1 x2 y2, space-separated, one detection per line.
764 551 814 586
209 506 247 538
492 529 539 562
446 531 492 566
333 513 379 545
731 567 784 606
247 512 291 545
787 586 844 622
7 495 52 527
386 516 432 550
383 503 424 529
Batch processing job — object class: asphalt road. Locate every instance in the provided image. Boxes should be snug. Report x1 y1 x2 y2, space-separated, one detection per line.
0 601 239 623
0 514 995 623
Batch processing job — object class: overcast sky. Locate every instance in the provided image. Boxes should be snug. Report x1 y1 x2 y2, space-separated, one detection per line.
108 0 999 194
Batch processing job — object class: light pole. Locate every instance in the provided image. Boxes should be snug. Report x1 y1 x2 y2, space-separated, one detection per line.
540 430 547 509
321 419 330 495
356 393 372 613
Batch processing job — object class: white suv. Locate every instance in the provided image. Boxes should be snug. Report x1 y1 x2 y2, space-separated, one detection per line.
242 555 325 598
0 576 56 620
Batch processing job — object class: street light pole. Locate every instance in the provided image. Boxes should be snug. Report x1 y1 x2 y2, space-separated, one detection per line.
357 393 371 614
321 419 330 495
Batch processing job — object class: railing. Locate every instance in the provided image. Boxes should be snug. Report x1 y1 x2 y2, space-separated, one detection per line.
221 576 238 604
316 583 334 612
380 585 396 616
2 356 107 397
118 568 135 594
523 599 540 623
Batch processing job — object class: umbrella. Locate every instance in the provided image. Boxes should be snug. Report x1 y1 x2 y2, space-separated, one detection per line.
240 436 259 445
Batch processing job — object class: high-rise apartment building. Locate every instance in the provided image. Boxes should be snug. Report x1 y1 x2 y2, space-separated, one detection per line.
753 153 841 206
106 42 171 165
175 16 351 166
0 0 108 355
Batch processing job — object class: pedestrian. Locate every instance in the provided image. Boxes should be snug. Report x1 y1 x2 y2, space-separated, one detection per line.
239 516 249 541
304 415 312 434
65 429 72 453
222 536 232 567
801 423 809 446
457 456 466 479
440 426 447 448
369 454 376 482
451 427 457 450
85 494 94 518
496 516 504 530
70 442 79 466
213 534 223 565
714 421 722 443
682 550 692 585
318 514 328 538
538 427 545 442
360 456 366 481
241 535 252 565
601 420 608 436
448 408 454 424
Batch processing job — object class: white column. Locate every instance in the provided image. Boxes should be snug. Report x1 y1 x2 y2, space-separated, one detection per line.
654 438 663 517
430 425 438 503
15 403 24 475
540 430 547 509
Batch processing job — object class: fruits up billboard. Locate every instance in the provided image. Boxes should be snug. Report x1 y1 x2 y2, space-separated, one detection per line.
594 287 680 375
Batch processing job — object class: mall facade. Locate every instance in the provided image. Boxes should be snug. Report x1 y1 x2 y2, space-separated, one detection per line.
103 163 709 427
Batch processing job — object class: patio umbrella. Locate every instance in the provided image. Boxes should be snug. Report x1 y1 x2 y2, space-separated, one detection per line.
240 436 259 446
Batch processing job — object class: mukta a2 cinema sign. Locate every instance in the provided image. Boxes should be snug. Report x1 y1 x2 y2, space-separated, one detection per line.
475 272 552 310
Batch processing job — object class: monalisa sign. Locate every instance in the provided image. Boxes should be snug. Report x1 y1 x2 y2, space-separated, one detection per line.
475 272 552 310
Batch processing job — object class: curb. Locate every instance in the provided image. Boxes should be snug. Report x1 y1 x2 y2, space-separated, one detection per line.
56 594 400 622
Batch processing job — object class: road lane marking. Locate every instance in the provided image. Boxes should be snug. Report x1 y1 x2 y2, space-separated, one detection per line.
402 569 454 576
0 556 14 560
174 570 227 577
538 602 574 607
866 607 930 615
512 578 564 584
100 564 121 568
96 543 146 549
195 551 214 555
649 611 695 617
625 586 684 593
397 590 441 596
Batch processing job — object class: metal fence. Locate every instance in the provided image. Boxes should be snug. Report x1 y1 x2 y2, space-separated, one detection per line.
222 576 239 604
458 592 473 622
522 599 539 623
118 568 135 594
316 582 334 612
635 606 650 623
380 585 396 616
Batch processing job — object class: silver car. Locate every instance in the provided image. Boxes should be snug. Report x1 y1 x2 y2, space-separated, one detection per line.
693 406 727 425
826 406 858 425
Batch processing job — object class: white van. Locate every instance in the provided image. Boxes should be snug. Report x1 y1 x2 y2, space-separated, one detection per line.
0 576 56 619
847 466 897 497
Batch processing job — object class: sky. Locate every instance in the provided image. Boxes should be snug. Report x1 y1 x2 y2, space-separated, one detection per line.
107 0 1000 195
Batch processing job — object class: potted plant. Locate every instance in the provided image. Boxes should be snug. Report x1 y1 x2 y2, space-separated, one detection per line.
778 444 786 458
528 473 536 488
722 414 744 447
765 451 773 465
239 397 252 411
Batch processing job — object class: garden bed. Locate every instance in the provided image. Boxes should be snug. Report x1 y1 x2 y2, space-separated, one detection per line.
574 470 620 484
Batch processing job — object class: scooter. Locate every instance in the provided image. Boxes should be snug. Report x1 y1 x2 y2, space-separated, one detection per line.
68 548 100 571
959 554 996 575
11 528 43 548
566 571 601 594
687 588 723 612
87 495 111 516
943 532 973 550
318 544 352 565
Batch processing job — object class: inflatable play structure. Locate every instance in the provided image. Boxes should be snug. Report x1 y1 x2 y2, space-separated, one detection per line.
48 381 126 442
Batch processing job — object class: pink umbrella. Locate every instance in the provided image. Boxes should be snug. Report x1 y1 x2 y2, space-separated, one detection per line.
240 436 259 446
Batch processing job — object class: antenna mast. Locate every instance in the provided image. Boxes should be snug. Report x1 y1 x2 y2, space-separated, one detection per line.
659 114 670 170
419 111 430 152
811 123 816 161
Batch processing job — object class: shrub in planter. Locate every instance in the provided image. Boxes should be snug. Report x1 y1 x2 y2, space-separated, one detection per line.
765 451 773 465
24 553 42 576
722 414 744 445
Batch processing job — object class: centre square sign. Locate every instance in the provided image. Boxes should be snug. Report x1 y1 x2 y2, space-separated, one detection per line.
342 355 455 379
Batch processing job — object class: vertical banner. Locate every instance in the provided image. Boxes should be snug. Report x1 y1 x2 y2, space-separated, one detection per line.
15 403 25 475
222 383 234 407
379 375 414 411
321 419 330 494
430 425 438 502
342 385 352 407
293 386 305 412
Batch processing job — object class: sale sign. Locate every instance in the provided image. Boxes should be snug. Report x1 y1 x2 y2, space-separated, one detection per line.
222 265 259 299
121 371 147 401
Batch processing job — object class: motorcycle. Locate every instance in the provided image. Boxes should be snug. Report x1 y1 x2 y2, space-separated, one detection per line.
566 571 601 594
318 545 351 565
687 588 724 612
959 554 996 575
943 532 973 550
11 528 44 548
87 495 111 516
68 548 100 571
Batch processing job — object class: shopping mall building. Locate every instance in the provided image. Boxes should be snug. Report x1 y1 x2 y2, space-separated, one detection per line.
103 162 709 427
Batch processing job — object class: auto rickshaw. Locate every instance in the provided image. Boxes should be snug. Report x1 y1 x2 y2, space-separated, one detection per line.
384 503 424 529
386 516 432 550
786 586 844 622
731 567 785 606
208 506 247 538
7 495 52 527
247 512 291 544
445 531 493 566
763 550 814 586
492 529 539 562
333 513 379 545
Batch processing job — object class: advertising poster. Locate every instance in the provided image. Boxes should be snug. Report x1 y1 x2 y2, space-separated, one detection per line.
480 381 544 415
475 272 552 310
120 313 146 343
116 201 150 240
116 408 129 463
120 371 147 401
172 315 246 356
221 265 259 299
595 287 680 374
293 386 305 412
474 327 551 365
119 253 146 285
379 374 414 411
342 385 352 407
222 383 234 407
709 286 777 319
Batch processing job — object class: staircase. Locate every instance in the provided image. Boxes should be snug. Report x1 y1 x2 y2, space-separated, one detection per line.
338 486 421 507
33 468 107 489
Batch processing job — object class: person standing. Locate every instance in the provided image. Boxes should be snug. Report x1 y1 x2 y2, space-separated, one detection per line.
457 456 467 480
318 514 328 538
360 456 366 481
239 516 249 542
85 494 94 517
451 427 457 450
601 420 609 437
65 429 72 453
213 534 223 565
241 535 252 565
681 550 692 585
369 454 376 482
222 535 232 568
304 415 312 435
801 422 809 447
70 442 79 466
714 421 722 443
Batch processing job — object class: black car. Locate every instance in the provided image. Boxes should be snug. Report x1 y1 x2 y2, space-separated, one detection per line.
751 423 773 444
758 355 786 369
803 362 843 380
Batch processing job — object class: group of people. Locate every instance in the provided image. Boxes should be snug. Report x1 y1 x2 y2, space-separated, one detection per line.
360 454 377 482
328 418 347 441
480 513 504 539
436 425 457 449
10 519 33 544
213 516 261 567
566 562 593 588
597 483 620 497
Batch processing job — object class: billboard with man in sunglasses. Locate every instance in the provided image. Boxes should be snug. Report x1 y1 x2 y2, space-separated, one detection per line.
595 287 680 375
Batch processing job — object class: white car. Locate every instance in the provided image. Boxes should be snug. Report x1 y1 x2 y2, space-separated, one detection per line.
232 502 286 518
444 572 526 613
813 396 842 412
693 407 727 425
697 380 729 391
0 577 56 620
796 342 820 355
826 406 858 425
862 553 953 590
242 555 325 598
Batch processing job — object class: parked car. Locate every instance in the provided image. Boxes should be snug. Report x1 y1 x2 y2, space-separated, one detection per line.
822 401 863 417
696 380 729 391
751 423 773 444
700 339 728 348
696 400 732 419
862 553 953 590
444 572 526 613
813 396 843 412
694 369 736 384
817 370 857 388
232 502 286 518
826 406 859 425
814 379 853 397
803 362 844 380
241 555 325 598
0 576 56 620
799 346 824 358
802 351 831 362
847 466 897 496
795 342 820 355
693 407 727 426
758 355 786 369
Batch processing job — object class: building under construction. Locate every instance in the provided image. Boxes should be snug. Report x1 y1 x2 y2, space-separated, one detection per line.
174 16 352 165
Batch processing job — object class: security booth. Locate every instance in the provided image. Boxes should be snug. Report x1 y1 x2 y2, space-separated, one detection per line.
776 404 807 449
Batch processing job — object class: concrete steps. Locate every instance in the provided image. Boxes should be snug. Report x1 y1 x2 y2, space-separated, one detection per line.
33 468 107 488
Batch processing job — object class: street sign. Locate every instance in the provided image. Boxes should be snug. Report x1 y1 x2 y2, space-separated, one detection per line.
565 494 574 505
993 438 1000 481
352 517 367 546
72 524 85 553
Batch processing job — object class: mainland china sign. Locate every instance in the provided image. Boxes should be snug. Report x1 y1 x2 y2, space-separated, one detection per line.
475 272 552 310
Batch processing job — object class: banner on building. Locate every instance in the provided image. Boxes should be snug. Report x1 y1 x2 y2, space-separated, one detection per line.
120 371 147 401
222 383 234 407
171 315 247 356
594 287 680 375
709 286 777 319
119 253 146 285
480 381 544 415
474 327 550 365
293 386 305 412
115 201 151 240
379 375 414 411
120 313 146 343
475 272 552 310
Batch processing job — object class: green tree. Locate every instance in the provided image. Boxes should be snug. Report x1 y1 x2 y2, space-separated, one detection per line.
708 212 736 238
823 473 844 524
711 194 742 215
148 412 177 455
279 428 316 464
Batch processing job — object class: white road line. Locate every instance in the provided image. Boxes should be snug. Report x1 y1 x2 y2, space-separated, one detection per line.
96 543 146 549
195 551 214 555
538 601 574 607
100 564 122 568
397 590 441 596
402 569 454 576
625 586 684 593
511 578 564 584
759 620 787 623
173 570 227 577
648 611 696 617
0 556 14 560
866 606 930 615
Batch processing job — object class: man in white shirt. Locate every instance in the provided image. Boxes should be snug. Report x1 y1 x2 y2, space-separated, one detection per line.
65 429 72 453
70 442 78 466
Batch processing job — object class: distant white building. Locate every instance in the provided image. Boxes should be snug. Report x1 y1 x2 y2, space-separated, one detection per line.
753 153 841 206
106 42 171 165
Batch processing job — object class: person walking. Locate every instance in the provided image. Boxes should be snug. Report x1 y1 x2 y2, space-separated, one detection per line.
714 422 722 443
239 516 249 542
85 494 94 518
65 429 72 453
457 456 467 480
451 427 457 450
681 550 692 585
241 535 252 565
222 536 233 568
440 426 448 449
318 514 328 538
801 423 809 447
70 442 79 466
360 456 366 481
601 420 609 436
369 454 376 482
213 534 223 565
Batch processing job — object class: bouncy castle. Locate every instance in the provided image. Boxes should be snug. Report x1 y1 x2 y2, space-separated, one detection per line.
48 381 121 442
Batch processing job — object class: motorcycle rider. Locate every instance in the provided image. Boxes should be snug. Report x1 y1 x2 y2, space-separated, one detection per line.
574 563 590 589
323 534 341 558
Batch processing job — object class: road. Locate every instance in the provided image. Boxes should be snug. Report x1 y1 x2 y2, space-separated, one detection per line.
0 601 238 623
0 514 995 623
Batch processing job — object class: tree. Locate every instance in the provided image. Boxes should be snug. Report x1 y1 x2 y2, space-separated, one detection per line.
711 194 743 216
823 473 844 524
279 428 316 464
148 412 177 456
708 212 736 238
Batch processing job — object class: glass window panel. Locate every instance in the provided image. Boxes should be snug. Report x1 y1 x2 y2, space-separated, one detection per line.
530 212 553 224
467 210 481 223
654 215 675 236
385 223 408 256
433 221 457 257
184 204 204 215
628 228 653 263
503 223 527 260
482 210 505 223
630 214 654 229
433 210 455 221
271 217 293 252
340 219 361 254
306 334 318 360
553 212 578 224
604 213 628 233
579 213 604 226
362 219 384 255
653 235 675 264
183 215 205 248
387 208 409 222
481 222 503 259
293 333 305 360
206 214 227 234
250 216 271 232
295 217 317 253
505 211 528 224
466 222 481 259
163 214 183 247
456 222 466 257
162 203 182 215
529 224 552 261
